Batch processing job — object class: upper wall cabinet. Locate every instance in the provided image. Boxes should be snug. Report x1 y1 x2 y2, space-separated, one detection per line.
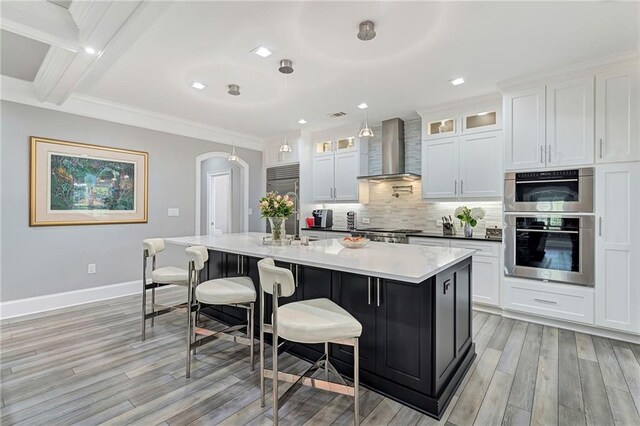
422 131 503 200
311 135 366 202
420 100 502 141
546 76 595 167
263 136 300 167
505 77 595 171
595 64 640 163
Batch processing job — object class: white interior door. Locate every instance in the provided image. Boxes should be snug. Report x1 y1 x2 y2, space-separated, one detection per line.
208 171 231 235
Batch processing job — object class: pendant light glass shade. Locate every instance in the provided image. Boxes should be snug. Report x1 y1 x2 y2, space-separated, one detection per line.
359 125 374 138
279 137 292 152
228 145 239 162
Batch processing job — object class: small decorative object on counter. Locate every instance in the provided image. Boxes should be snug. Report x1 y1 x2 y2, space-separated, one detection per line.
305 217 315 228
347 211 357 230
454 206 486 238
258 191 294 245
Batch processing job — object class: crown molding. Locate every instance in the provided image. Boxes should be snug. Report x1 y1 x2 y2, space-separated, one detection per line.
416 92 502 117
1 76 265 151
497 50 640 92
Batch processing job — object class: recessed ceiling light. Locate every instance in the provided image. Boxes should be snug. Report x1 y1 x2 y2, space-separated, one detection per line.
357 103 368 109
297 119 307 124
450 77 465 86
251 45 272 58
84 47 97 55
191 81 206 90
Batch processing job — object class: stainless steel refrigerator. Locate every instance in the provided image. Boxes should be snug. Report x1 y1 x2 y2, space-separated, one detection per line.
266 164 300 237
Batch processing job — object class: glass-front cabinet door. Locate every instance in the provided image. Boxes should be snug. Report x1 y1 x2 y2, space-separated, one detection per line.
315 140 333 155
463 109 500 134
335 137 356 152
426 118 456 138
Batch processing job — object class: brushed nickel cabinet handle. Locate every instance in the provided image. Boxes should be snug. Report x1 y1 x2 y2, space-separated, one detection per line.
599 217 603 237
461 180 464 195
237 255 240 274
599 139 603 158
534 298 557 305
295 265 299 287
454 180 457 195
367 277 372 305
334 187 337 198
376 278 381 307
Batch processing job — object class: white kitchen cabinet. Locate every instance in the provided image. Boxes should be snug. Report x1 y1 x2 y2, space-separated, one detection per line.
408 237 502 307
504 86 546 170
422 137 458 199
595 162 640 333
595 64 640 163
459 132 503 198
334 151 359 201
546 76 595 166
422 131 502 200
312 154 335 202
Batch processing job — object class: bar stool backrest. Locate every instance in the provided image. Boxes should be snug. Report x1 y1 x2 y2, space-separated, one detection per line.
185 246 209 271
143 238 165 257
257 258 295 297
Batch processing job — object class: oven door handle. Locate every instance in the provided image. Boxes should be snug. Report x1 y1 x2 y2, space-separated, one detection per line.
516 228 579 234
515 178 579 184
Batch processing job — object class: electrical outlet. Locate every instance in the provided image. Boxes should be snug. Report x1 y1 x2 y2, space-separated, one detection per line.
362 217 370 224
168 208 180 217
88 264 96 274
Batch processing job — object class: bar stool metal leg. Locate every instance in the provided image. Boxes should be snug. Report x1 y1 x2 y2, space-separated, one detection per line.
185 264 194 378
259 293 265 407
354 337 360 426
272 284 279 426
151 256 157 327
248 303 255 371
141 252 147 341
325 342 330 381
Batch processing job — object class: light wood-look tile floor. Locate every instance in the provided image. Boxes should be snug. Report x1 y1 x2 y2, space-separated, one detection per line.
1 287 639 425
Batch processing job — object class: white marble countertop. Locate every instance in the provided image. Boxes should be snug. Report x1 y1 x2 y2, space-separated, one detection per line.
165 233 474 284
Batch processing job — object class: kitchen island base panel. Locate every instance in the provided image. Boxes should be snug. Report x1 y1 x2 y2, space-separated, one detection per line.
195 246 474 419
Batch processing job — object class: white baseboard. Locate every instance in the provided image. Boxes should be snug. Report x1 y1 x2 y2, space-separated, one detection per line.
473 302 640 344
0 280 149 320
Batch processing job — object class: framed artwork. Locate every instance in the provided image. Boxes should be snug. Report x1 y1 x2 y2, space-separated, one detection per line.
30 136 148 226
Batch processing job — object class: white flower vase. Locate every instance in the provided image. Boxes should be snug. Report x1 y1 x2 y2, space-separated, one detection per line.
268 217 286 244
464 222 473 238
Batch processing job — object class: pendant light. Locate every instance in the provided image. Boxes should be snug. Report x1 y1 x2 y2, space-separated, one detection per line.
279 62 293 152
358 22 374 138
228 109 240 162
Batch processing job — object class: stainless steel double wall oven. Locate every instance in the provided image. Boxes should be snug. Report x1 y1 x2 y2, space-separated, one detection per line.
504 168 595 286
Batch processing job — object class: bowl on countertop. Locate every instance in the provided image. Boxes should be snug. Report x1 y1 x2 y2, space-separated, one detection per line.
338 237 370 249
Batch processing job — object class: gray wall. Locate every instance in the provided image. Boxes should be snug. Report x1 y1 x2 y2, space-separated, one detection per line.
0 101 262 301
200 157 243 234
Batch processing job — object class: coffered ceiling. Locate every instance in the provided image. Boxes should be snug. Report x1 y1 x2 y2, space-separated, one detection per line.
2 1 639 143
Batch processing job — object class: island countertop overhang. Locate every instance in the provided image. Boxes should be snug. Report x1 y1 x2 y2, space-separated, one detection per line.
165 233 475 284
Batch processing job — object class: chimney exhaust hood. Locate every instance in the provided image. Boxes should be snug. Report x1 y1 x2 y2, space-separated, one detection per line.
358 117 421 181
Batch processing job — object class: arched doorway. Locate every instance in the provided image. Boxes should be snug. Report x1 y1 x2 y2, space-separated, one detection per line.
195 152 249 236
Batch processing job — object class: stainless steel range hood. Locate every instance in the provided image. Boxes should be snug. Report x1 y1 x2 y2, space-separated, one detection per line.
358 118 421 181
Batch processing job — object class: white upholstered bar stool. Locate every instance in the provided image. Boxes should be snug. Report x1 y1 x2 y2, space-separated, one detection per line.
141 238 190 341
184 246 256 378
257 258 363 426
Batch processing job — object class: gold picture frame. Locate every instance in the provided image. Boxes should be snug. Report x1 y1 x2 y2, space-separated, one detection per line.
30 136 148 226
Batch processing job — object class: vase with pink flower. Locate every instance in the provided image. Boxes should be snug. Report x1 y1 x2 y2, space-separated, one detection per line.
258 192 294 244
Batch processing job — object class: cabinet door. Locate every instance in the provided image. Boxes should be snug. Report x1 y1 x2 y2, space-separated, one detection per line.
470 256 500 307
595 163 640 333
459 131 503 198
546 76 595 166
376 279 431 393
504 87 546 170
422 137 458 199
596 65 640 163
312 155 335 202
331 273 377 373
434 271 455 391
334 151 359 201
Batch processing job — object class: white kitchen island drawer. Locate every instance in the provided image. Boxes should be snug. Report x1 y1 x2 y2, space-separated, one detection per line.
450 240 500 257
504 279 594 324
408 237 450 247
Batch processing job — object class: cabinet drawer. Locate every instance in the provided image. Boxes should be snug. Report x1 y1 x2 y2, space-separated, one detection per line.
301 230 327 240
450 240 500 257
408 237 450 247
505 281 594 324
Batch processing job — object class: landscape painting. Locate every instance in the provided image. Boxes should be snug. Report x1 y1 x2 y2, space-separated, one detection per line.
30 137 148 226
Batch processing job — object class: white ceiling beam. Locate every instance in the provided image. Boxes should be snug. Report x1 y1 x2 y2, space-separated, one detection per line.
31 0 144 105
0 0 80 51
